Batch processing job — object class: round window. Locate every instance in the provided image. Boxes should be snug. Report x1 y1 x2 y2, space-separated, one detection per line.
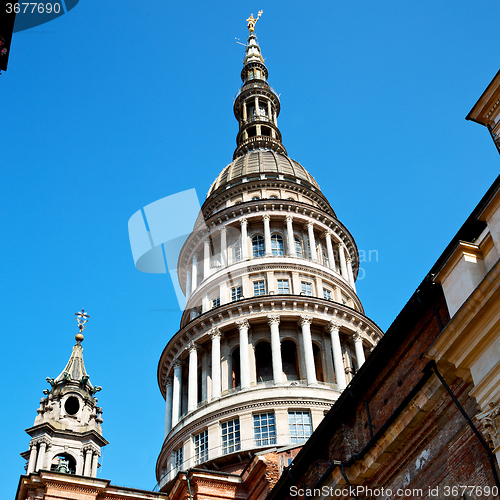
64 396 80 415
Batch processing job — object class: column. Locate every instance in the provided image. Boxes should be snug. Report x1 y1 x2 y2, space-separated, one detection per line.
242 101 247 122
186 269 192 300
35 439 47 471
201 351 208 402
325 231 335 270
268 315 284 385
164 377 173 437
172 361 183 426
220 227 227 267
191 255 198 292
338 243 349 281
204 238 211 279
240 218 249 260
83 448 92 476
188 342 199 412
27 442 37 474
263 215 272 256
327 322 347 390
211 328 222 399
353 333 365 368
299 316 317 385
254 96 259 115
91 453 99 477
267 101 272 120
286 216 296 257
346 257 356 291
307 222 318 261
237 319 251 389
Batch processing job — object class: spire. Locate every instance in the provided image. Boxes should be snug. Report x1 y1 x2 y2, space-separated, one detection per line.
21 310 107 477
233 12 286 159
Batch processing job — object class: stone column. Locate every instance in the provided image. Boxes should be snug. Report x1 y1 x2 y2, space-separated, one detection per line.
325 231 335 270
353 332 365 368
286 216 296 257
83 447 92 476
191 255 198 293
327 322 347 390
211 328 222 400
237 319 251 389
268 315 284 385
254 96 259 115
91 452 99 477
346 257 356 291
164 377 173 437
263 215 272 256
242 101 247 122
307 222 318 261
267 101 272 119
204 238 211 280
240 218 248 260
172 361 183 426
186 269 192 300
201 351 208 402
35 439 47 471
220 227 227 267
27 442 37 474
299 316 317 385
188 342 199 412
338 244 349 281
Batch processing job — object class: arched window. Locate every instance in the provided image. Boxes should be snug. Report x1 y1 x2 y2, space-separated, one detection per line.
322 249 329 267
271 234 284 256
294 236 303 258
281 340 299 381
313 343 325 382
233 241 242 263
255 341 273 383
252 235 265 257
51 453 77 475
231 349 241 389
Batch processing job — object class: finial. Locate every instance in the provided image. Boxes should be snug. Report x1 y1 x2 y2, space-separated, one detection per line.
246 10 263 34
75 309 90 343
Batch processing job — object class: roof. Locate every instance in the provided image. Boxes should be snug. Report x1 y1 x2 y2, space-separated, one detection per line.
207 150 321 197
54 342 94 390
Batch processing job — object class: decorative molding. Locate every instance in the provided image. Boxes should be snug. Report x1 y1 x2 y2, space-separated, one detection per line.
476 402 500 450
210 327 222 339
236 319 250 330
299 315 313 327
267 314 280 325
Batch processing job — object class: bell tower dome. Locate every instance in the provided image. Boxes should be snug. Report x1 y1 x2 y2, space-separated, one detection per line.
21 310 108 477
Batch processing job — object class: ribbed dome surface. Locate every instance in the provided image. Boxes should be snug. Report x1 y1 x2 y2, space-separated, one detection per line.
207 150 320 197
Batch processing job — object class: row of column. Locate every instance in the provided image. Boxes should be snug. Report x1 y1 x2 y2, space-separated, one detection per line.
186 217 356 297
26 438 100 477
164 318 367 436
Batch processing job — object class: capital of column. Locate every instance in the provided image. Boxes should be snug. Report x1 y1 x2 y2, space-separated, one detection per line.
298 315 313 327
220 226 227 234
204 237 211 245
352 331 363 342
173 359 184 369
83 444 96 453
165 377 173 387
346 256 352 264
210 327 222 339
306 221 314 229
324 230 334 238
192 254 198 263
38 437 50 446
240 217 248 226
267 314 280 326
187 341 199 353
285 215 294 223
236 319 250 331
476 402 500 450
262 214 271 221
326 321 342 333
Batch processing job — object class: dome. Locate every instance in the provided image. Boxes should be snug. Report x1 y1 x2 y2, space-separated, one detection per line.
207 150 321 197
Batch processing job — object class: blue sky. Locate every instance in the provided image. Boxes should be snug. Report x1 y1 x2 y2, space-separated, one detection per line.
2 0 499 496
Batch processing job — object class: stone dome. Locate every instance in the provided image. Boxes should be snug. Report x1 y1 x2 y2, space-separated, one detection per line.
207 150 321 197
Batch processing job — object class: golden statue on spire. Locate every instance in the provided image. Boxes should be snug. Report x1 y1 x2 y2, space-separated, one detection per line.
247 10 263 33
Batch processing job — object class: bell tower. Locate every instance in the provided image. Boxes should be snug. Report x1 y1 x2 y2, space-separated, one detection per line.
21 310 108 477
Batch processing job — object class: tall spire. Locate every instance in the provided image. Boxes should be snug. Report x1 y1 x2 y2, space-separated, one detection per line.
233 12 286 159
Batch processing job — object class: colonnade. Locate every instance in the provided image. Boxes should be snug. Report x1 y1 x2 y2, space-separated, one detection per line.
26 438 100 477
164 318 367 436
186 217 356 297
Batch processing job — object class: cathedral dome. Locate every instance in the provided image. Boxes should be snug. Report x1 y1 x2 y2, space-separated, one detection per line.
207 150 321 197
